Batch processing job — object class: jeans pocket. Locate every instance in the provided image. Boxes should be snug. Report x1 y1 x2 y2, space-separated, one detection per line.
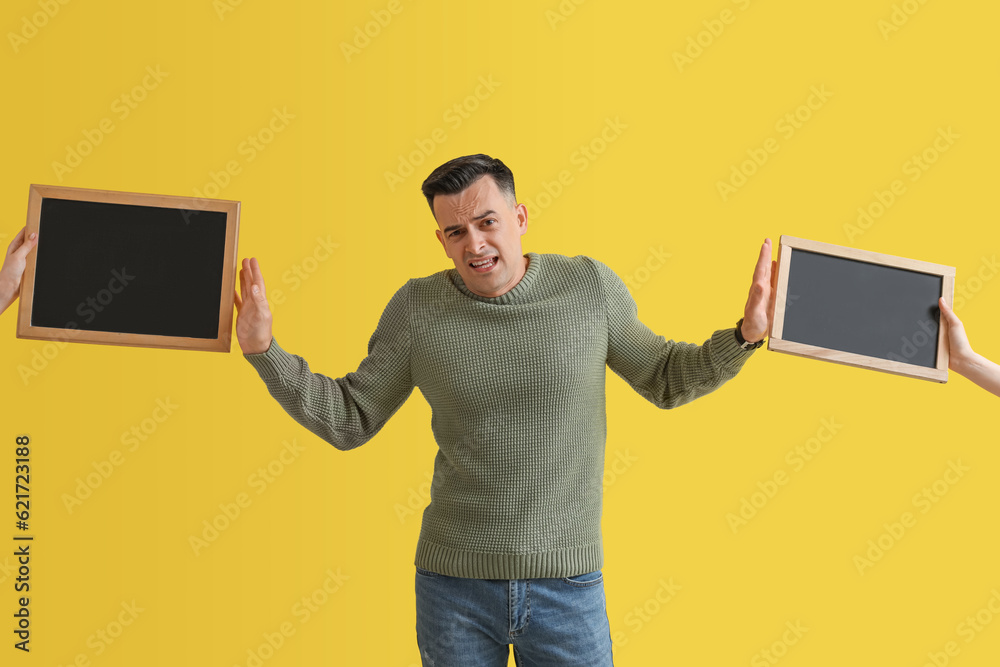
415 566 441 578
560 569 603 588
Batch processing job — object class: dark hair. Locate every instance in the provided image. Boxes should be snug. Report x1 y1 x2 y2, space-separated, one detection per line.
420 154 516 216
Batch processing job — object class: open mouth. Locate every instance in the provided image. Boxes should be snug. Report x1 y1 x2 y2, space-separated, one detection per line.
468 256 498 273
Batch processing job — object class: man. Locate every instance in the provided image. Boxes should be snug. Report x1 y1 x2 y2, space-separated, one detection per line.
235 154 775 665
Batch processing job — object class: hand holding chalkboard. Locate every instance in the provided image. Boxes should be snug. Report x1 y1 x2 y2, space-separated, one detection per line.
939 297 1000 397
234 256 274 355
1 226 39 316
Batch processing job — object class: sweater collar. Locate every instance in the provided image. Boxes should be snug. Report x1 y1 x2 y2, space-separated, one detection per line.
448 252 541 305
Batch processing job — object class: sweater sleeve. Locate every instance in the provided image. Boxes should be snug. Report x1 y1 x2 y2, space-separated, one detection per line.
242 281 415 450
589 257 756 410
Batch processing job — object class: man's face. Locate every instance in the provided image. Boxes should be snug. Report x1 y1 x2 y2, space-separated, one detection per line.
433 175 528 298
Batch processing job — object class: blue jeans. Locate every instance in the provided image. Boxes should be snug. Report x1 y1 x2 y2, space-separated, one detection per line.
415 566 614 666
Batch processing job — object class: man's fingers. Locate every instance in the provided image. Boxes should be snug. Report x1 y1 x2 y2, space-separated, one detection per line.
234 288 243 312
239 265 249 303
751 238 773 285
249 257 267 301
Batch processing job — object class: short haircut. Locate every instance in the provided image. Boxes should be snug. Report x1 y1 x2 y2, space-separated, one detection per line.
420 154 516 217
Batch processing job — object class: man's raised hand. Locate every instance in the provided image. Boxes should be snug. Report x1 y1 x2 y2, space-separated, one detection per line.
234 257 273 355
741 238 777 344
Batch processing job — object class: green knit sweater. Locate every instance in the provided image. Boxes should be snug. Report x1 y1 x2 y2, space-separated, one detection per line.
244 252 756 579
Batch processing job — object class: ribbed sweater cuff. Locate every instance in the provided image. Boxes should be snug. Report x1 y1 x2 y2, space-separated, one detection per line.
243 337 297 380
711 327 758 368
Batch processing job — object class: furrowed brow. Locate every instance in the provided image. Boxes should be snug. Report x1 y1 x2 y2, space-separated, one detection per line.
443 210 498 234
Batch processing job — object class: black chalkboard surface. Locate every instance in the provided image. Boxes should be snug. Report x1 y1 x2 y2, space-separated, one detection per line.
769 236 955 382
17 185 240 352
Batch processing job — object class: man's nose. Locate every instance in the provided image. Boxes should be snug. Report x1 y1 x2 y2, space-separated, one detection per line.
464 228 487 255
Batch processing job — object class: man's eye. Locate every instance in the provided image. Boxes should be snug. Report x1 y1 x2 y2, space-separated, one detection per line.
449 230 461 237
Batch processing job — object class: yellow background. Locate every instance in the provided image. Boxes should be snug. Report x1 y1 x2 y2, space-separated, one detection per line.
2 0 998 665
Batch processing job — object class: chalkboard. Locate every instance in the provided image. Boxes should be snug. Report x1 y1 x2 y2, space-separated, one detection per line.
769 236 955 382
17 184 240 352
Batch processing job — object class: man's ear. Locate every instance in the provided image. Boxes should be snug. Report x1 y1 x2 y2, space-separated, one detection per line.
515 203 528 236
435 228 446 252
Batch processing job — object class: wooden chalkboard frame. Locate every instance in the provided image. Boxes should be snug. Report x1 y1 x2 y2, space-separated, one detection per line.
16 184 240 352
769 235 955 383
